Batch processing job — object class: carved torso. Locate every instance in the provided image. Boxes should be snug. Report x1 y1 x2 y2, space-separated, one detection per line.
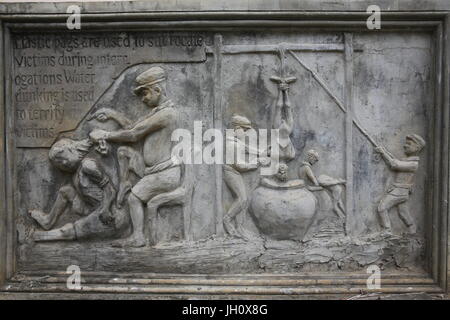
73 158 108 207
142 102 178 168
392 156 420 186
278 122 295 161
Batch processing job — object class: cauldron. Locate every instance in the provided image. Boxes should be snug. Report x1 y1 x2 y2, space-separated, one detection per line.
249 179 318 240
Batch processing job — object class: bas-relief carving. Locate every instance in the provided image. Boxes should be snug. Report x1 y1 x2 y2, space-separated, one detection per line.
375 135 425 235
29 138 129 241
89 66 185 248
30 66 191 248
16 31 431 273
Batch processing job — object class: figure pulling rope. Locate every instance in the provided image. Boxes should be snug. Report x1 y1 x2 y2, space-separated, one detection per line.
287 48 426 235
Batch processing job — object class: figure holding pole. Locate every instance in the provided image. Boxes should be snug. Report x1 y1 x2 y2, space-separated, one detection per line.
375 134 425 235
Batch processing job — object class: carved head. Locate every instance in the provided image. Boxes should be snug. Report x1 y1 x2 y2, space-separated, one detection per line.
49 138 92 172
231 114 252 139
404 134 425 156
134 67 167 108
306 149 319 165
275 163 288 182
94 139 110 156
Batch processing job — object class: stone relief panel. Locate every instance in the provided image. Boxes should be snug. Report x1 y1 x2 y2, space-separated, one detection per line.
352 33 431 239
13 30 432 274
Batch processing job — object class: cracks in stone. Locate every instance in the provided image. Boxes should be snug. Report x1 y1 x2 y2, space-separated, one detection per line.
255 236 268 271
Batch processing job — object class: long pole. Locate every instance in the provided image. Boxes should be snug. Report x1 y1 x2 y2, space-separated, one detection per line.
288 50 381 150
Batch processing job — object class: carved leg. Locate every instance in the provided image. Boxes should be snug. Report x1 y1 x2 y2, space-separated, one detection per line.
147 186 186 245
378 209 392 232
377 194 396 233
337 199 346 217
223 169 248 239
33 223 76 241
147 186 186 218
117 146 144 208
115 193 146 247
117 181 132 209
29 184 76 230
223 216 240 238
235 202 253 241
113 167 182 247
398 202 416 234
330 185 346 219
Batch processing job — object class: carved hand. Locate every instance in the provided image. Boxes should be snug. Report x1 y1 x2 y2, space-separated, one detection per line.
88 108 116 122
278 83 289 92
89 129 110 142
258 156 270 166
375 146 387 155
98 210 115 226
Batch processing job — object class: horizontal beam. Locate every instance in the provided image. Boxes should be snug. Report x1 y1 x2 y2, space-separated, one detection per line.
205 43 363 54
1 283 443 295
0 0 450 15
8 273 436 287
4 20 441 31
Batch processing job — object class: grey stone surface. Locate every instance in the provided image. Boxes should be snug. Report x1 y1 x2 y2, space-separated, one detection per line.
0 0 449 298
1 1 450 14
11 29 431 272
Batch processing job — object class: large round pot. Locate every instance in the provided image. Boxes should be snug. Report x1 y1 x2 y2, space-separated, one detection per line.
249 183 317 240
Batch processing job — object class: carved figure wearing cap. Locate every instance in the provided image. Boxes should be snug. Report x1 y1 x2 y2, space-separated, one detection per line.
90 66 182 247
223 114 267 239
375 134 426 235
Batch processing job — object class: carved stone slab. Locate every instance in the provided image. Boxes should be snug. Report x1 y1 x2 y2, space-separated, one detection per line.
0 0 449 298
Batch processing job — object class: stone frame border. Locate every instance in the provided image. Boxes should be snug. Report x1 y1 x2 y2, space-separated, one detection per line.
0 5 448 298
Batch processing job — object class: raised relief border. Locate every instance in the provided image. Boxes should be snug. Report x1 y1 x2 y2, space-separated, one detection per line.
0 9 448 297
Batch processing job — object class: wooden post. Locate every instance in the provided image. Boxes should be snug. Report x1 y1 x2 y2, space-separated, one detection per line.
0 21 6 286
344 33 354 236
213 34 224 236
441 16 449 292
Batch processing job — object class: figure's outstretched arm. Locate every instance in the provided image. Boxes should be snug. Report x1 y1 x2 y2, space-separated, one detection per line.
109 111 133 128
88 108 132 128
387 157 418 172
305 166 320 186
376 146 418 172
101 108 175 143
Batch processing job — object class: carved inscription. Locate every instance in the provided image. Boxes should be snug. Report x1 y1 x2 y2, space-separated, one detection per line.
12 32 207 147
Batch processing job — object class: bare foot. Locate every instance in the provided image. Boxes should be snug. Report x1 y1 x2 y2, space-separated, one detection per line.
223 218 241 239
29 209 52 230
117 181 132 208
379 228 393 238
111 235 146 248
407 224 417 235
333 206 345 220
236 225 254 241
